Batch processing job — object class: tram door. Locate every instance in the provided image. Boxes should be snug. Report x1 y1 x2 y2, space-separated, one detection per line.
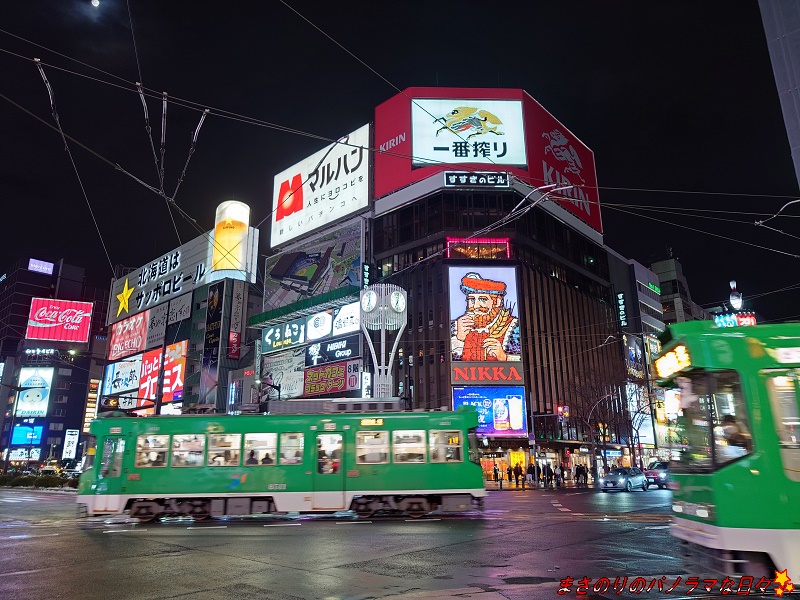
313 432 345 509
94 434 126 513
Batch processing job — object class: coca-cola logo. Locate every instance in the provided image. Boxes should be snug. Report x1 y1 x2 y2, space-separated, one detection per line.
31 306 91 330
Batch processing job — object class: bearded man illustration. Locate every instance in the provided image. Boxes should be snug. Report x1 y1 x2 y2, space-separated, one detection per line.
451 272 521 361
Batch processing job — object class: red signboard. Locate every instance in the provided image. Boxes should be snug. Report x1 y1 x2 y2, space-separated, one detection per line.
138 349 162 407
303 359 361 397
25 298 94 343
373 87 602 233
162 340 187 404
108 311 149 361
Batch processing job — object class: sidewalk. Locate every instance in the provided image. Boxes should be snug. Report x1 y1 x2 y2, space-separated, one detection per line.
484 479 595 491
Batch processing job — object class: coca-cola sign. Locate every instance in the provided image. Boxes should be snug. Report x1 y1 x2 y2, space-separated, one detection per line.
26 298 94 343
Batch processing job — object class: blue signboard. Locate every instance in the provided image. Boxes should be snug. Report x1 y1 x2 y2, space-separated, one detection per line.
452 386 527 437
12 425 43 445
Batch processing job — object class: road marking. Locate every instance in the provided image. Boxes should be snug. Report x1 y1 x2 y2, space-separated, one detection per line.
187 525 227 530
558 508 571 512
0 568 51 578
404 518 441 522
336 521 372 525
102 529 149 534
6 533 60 539
263 523 301 527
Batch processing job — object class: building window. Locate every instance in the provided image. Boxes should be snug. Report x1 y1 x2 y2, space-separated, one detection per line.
52 408 66 417
49 423 64 431
55 381 70 390
58 368 72 376
54 395 68 404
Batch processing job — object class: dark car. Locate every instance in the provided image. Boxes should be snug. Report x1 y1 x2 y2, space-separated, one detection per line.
599 467 648 492
644 461 670 489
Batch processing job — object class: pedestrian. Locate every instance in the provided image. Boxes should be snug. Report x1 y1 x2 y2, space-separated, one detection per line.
526 462 535 486
506 465 513 483
554 464 562 487
535 464 541 487
493 463 499 483
545 463 554 488
513 463 522 487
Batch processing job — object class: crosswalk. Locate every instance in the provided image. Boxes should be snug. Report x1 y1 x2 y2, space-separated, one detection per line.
0 495 52 503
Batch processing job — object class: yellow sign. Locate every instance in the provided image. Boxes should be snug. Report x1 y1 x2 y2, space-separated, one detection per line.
360 418 384 426
655 344 691 379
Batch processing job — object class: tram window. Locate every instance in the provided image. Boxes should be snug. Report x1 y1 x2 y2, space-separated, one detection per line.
280 433 304 465
355 431 389 464
244 432 277 465
429 430 462 463
135 434 170 468
99 437 124 478
711 372 753 466
393 430 426 463
172 434 205 467
208 434 242 466
764 371 800 481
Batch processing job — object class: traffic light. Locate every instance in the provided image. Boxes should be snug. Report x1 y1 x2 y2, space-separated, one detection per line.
563 406 570 418
557 405 564 423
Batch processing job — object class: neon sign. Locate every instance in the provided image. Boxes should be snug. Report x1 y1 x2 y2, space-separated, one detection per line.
654 344 691 379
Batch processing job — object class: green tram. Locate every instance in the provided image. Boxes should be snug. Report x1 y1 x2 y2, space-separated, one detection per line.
77 405 486 521
654 321 800 575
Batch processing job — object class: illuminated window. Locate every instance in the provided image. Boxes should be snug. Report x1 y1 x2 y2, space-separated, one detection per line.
208 434 241 466
280 433 304 465
172 434 205 467
429 430 462 463
136 434 169 468
244 433 277 465
393 430 426 463
355 430 389 464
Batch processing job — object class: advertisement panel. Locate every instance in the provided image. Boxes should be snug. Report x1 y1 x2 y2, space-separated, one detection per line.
626 383 656 447
108 311 149 361
448 265 521 363
168 293 192 324
623 333 645 380
25 298 94 343
261 348 306 400
102 355 142 409
373 87 601 233
263 219 363 310
228 279 245 359
108 227 259 325
12 425 43 445
452 385 528 437
162 340 187 404
146 303 168 349
200 281 224 404
28 258 54 275
271 125 370 248
411 99 526 167
306 333 361 367
303 359 362 397
138 348 163 407
15 367 54 417
261 316 306 355
62 429 80 460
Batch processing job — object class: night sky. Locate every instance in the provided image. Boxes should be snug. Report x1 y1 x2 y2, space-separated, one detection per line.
1 1 798 322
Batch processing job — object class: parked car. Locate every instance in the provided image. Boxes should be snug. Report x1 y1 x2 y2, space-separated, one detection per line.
599 467 648 492
644 461 670 489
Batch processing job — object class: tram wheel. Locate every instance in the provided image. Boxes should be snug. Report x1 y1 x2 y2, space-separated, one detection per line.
353 499 374 518
405 498 430 519
188 500 210 521
130 502 158 523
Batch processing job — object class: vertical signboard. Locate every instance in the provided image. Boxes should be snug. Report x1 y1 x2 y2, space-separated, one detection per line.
162 340 187 404
108 311 149 361
168 293 192 324
62 429 80 460
228 279 245 359
200 282 224 404
138 348 163 407
102 355 142 410
146 303 168 349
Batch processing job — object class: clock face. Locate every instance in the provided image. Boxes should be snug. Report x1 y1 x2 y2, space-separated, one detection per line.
361 290 378 312
390 290 406 313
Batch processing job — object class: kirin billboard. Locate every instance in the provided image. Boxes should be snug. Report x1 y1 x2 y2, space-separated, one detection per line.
374 87 601 233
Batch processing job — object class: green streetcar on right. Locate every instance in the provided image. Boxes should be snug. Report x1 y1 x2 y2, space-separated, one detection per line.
655 321 800 576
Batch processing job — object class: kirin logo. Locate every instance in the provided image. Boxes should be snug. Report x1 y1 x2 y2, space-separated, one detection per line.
434 107 505 139
543 129 585 183
276 174 303 222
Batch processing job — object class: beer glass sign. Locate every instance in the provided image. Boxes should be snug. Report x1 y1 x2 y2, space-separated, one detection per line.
212 201 250 273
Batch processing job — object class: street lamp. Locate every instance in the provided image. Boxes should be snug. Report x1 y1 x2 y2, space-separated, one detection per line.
255 379 281 413
1 383 46 475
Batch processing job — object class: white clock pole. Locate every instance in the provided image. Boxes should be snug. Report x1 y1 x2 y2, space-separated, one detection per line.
360 284 407 398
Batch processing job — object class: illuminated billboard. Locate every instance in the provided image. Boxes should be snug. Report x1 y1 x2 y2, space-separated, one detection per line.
12 425 43 445
261 317 306 355
374 87 602 233
102 355 142 409
26 298 94 343
260 302 361 356
263 219 363 310
108 311 149 361
138 348 162 407
261 348 305 400
452 385 528 437
162 340 187 403
108 227 259 325
306 333 361 367
62 429 80 460
303 359 361 397
15 367 54 417
271 125 370 248
28 258 54 275
447 265 521 363
411 99 526 167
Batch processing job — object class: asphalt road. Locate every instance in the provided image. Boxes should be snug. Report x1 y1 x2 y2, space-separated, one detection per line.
0 486 707 600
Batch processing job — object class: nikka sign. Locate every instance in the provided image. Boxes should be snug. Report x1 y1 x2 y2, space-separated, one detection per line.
26 298 94 343
450 362 526 385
